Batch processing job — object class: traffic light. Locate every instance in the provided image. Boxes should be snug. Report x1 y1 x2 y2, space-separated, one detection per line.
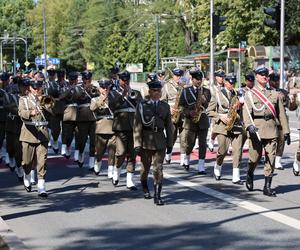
213 13 227 37
264 4 280 30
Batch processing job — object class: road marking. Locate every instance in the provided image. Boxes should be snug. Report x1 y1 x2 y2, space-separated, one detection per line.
165 173 300 231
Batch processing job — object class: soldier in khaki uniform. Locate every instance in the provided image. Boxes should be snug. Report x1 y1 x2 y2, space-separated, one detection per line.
207 75 244 184
18 80 52 197
269 73 291 170
179 68 211 174
90 79 116 178
75 71 97 169
134 80 173 205
243 67 290 196
161 68 187 165
207 70 226 152
109 70 142 190
0 72 9 162
60 72 79 159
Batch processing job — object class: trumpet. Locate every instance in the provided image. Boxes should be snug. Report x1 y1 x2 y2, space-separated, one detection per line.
128 89 137 99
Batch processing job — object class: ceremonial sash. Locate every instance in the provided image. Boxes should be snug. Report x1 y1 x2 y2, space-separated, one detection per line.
251 87 277 118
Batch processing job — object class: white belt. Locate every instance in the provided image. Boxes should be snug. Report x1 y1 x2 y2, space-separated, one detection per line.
24 121 48 126
65 104 78 107
97 115 114 120
78 103 90 107
115 107 136 113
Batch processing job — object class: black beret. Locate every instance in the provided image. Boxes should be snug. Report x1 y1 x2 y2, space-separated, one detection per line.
225 75 237 85
47 68 56 74
214 69 225 77
245 73 255 82
30 80 43 88
98 79 112 88
118 70 130 81
21 78 31 86
172 68 184 76
254 66 269 76
81 70 93 79
110 67 120 74
0 72 10 81
189 67 203 80
68 72 78 80
147 73 158 82
147 80 162 89
269 73 280 81
57 68 66 77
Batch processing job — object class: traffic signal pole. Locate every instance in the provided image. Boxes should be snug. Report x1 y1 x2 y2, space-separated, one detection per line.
280 0 285 89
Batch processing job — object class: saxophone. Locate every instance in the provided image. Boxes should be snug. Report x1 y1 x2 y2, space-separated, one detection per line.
192 88 205 123
225 94 239 131
171 86 183 124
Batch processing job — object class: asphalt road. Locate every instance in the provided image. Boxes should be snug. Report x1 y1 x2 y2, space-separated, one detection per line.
0 108 300 249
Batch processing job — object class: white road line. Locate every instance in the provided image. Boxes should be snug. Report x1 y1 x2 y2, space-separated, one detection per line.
165 173 300 231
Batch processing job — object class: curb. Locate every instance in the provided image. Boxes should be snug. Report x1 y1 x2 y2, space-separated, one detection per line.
0 217 28 250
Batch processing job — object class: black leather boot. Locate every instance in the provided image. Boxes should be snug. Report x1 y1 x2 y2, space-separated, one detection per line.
246 171 254 191
154 184 164 206
263 176 276 197
141 180 151 199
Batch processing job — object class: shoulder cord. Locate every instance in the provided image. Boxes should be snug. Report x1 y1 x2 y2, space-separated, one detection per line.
138 102 155 126
216 90 229 112
247 91 265 112
184 88 197 105
29 94 47 122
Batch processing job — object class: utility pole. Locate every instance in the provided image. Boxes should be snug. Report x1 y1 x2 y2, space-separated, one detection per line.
279 0 285 89
13 34 16 75
43 6 47 74
210 0 214 88
155 14 160 71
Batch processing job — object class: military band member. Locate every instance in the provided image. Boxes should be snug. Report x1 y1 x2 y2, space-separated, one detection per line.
241 73 255 91
140 72 158 99
0 72 9 162
18 80 52 197
157 69 167 86
269 73 291 170
179 67 211 174
90 79 116 178
75 71 97 169
109 70 142 190
207 75 244 184
161 68 187 165
207 69 226 152
243 66 289 196
109 67 120 90
61 72 79 159
134 80 173 205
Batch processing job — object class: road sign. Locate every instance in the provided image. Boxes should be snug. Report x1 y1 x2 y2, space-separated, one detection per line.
35 58 45 65
48 58 60 65
24 61 30 67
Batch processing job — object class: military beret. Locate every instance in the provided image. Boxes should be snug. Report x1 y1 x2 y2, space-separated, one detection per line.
147 72 158 82
30 80 43 88
98 79 112 88
189 67 203 80
254 66 269 76
225 75 237 85
81 70 92 80
110 67 120 74
172 68 184 76
214 69 225 77
118 70 130 81
245 73 255 82
0 72 10 81
147 80 162 89
21 78 31 86
68 71 78 80
47 68 56 75
269 72 280 81
57 68 66 77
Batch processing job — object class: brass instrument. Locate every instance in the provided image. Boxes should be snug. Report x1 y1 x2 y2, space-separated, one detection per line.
40 95 55 109
225 95 238 131
192 88 205 123
128 89 137 99
171 87 183 124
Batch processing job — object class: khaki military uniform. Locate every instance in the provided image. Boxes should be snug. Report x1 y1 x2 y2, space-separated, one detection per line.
3 85 23 169
208 88 244 169
18 93 50 179
243 85 289 177
179 86 211 163
134 99 173 184
90 94 116 166
109 87 142 172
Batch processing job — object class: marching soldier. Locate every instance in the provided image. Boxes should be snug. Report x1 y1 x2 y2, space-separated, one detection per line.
179 67 211 174
109 67 120 90
74 71 97 169
243 66 290 196
18 79 52 197
269 72 291 170
109 70 142 190
60 72 79 159
207 75 244 184
140 72 158 99
161 68 187 165
90 79 116 178
207 69 226 152
157 69 167 86
241 73 255 91
134 79 173 205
